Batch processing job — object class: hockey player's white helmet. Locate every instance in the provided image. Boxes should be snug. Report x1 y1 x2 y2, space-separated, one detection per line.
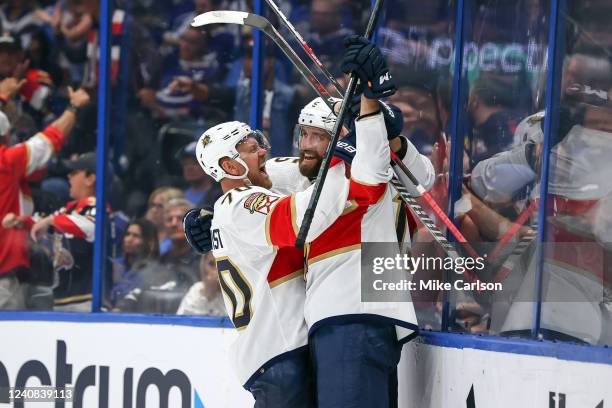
298 97 340 133
196 121 269 182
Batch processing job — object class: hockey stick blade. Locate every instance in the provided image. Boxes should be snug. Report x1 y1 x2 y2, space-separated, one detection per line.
192 10 252 27
192 10 340 106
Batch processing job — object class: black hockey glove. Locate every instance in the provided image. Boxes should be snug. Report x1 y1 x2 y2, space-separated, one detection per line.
341 35 397 99
183 207 214 254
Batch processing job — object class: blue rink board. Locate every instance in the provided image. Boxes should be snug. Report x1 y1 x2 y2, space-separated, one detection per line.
0 312 610 366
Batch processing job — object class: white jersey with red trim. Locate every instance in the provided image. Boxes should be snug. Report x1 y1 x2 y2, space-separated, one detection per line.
264 124 434 339
303 113 420 339
210 161 350 386
265 140 435 251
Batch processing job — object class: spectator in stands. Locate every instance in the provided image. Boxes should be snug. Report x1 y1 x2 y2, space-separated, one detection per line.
159 197 200 275
30 151 99 311
177 251 225 316
0 0 43 50
76 0 162 169
304 0 355 76
110 218 160 308
163 0 212 48
169 39 297 156
178 141 222 208
0 84 90 310
0 34 54 136
163 0 240 66
139 26 224 120
388 66 440 156
116 198 199 314
144 186 185 255
37 0 92 84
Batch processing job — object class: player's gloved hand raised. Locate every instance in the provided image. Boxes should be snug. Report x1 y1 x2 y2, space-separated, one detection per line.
341 35 397 99
183 207 214 254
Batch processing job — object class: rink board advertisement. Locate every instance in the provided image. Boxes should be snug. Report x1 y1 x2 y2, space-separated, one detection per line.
1 319 611 407
0 320 254 407
399 338 612 408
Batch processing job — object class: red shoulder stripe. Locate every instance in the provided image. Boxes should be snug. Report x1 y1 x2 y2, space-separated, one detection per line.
268 195 297 248
348 179 387 205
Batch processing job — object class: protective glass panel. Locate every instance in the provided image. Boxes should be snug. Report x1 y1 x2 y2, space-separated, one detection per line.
102 0 251 316
537 1 612 345
447 0 549 335
0 0 98 312
378 0 457 331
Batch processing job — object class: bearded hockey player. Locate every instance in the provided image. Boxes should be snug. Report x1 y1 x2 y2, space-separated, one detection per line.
298 35 433 408
185 36 436 407
192 80 393 405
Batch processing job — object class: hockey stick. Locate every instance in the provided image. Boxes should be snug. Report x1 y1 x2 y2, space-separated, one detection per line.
488 199 539 261
488 200 539 285
491 225 537 284
389 150 480 258
192 11 341 105
257 3 481 257
191 10 474 260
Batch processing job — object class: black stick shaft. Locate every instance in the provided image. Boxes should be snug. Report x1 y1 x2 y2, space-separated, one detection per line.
295 0 385 247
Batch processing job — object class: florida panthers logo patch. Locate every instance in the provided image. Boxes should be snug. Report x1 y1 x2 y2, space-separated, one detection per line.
243 192 280 215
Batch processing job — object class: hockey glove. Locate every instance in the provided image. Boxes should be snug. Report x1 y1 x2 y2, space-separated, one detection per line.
183 206 214 254
341 35 397 99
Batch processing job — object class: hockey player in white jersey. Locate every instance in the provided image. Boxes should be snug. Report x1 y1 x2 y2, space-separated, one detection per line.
295 35 435 408
191 83 395 405
184 36 435 407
